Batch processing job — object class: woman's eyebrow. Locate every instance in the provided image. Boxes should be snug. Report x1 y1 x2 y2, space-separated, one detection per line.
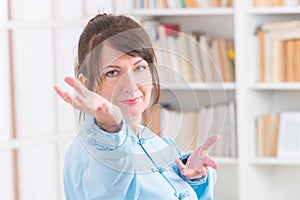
134 59 145 65
103 65 122 70
104 59 145 69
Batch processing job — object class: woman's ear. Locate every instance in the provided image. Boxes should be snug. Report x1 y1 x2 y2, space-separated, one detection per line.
78 74 88 87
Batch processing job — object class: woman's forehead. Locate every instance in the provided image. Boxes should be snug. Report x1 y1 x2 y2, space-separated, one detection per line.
100 44 144 68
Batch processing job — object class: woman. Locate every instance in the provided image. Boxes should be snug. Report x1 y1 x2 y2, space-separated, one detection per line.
54 13 219 200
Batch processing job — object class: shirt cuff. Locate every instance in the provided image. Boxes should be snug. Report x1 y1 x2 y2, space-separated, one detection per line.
178 153 208 186
84 114 127 151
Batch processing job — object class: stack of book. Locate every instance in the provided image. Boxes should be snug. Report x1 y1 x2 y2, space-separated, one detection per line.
253 0 300 7
135 0 233 9
256 20 300 82
256 112 300 158
146 102 237 157
142 20 235 83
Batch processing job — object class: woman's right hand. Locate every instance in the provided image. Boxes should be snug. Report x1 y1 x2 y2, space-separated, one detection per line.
54 76 123 133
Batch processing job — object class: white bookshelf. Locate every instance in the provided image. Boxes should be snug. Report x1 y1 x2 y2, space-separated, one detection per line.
131 1 300 200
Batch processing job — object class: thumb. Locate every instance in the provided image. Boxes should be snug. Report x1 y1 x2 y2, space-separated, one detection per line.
175 158 187 175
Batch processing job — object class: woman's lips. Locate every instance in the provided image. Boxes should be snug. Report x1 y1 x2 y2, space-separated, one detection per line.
121 97 140 105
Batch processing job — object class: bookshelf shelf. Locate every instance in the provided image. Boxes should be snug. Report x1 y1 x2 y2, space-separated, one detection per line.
248 83 300 90
247 7 300 14
0 19 88 30
252 158 300 165
0 132 75 150
133 8 234 16
216 157 238 164
161 82 236 90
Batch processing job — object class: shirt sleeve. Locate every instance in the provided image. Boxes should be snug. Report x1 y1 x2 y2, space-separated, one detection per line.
82 114 127 151
162 137 217 200
63 137 137 200
172 153 217 200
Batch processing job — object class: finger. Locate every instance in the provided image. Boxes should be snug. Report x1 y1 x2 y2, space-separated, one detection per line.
64 76 75 87
72 95 85 111
195 135 219 157
185 167 208 178
202 135 219 150
53 86 73 104
65 76 87 97
175 158 187 174
202 156 219 170
198 167 208 176
179 167 206 179
73 95 107 116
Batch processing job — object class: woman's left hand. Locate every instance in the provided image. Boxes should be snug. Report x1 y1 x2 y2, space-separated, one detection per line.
175 135 219 180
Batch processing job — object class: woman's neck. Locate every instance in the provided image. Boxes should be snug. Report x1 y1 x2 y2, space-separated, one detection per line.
124 115 142 135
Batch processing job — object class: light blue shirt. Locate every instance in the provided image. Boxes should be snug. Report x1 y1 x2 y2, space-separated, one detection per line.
64 115 217 200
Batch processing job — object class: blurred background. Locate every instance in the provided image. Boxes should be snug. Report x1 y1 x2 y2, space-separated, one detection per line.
0 0 131 199
3 0 300 200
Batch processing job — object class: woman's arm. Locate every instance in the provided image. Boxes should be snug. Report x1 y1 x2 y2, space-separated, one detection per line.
54 76 123 133
175 135 219 180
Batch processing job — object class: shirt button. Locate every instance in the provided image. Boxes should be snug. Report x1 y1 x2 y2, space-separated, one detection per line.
137 138 145 145
88 138 96 145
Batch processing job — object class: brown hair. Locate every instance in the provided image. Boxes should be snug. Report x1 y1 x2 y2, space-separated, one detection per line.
75 13 160 121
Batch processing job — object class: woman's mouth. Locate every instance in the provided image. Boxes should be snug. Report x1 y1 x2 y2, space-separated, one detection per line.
121 97 140 105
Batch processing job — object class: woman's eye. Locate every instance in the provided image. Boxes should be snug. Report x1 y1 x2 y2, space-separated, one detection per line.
105 70 118 77
134 65 147 72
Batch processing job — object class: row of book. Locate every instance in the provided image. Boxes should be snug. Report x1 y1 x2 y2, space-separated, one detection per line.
146 102 237 157
135 0 233 9
256 112 300 158
257 20 300 82
253 0 300 7
142 20 235 83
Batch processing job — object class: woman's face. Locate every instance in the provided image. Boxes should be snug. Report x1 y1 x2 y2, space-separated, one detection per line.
97 45 153 121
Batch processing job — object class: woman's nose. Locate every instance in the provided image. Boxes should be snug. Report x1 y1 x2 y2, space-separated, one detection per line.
121 71 138 94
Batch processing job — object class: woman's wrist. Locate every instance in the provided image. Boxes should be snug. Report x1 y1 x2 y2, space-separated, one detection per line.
94 105 123 133
94 117 123 133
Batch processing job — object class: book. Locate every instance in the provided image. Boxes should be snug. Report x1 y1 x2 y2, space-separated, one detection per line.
143 104 161 136
160 108 199 151
210 104 227 157
186 32 204 82
285 40 295 82
257 30 265 82
177 32 193 81
184 0 199 7
211 39 224 82
211 0 223 7
277 112 300 158
261 20 300 32
295 40 300 81
227 102 237 157
157 24 173 82
256 113 280 157
176 111 200 151
257 20 300 82
199 34 213 82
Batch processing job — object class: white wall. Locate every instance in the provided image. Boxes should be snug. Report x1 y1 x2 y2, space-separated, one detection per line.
0 1 119 200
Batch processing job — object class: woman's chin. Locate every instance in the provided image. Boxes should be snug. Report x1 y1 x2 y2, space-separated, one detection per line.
123 113 142 123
